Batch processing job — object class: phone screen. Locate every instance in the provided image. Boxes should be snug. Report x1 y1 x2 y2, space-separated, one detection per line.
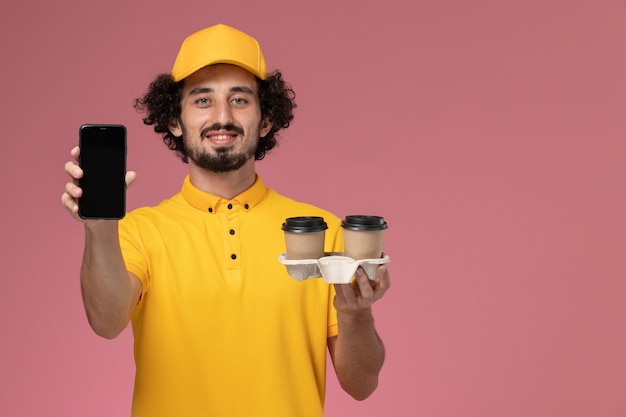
78 124 127 219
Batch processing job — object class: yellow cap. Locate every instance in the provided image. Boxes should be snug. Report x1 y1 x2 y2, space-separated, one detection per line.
171 24 267 82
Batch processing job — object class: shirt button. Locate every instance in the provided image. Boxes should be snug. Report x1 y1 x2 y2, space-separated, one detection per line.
229 229 235 235
227 203 233 209
231 254 237 260
208 208 213 213
244 204 249 209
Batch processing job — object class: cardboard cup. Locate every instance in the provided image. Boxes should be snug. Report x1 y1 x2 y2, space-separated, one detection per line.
343 229 385 260
282 216 328 260
284 230 326 260
341 215 388 260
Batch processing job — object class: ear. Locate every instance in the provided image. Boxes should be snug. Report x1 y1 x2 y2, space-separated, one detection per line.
259 117 272 138
168 118 183 137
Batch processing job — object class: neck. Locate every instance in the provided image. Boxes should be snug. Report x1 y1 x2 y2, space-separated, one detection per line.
188 159 256 200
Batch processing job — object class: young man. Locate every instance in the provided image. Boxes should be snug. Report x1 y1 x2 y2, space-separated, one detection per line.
62 24 390 417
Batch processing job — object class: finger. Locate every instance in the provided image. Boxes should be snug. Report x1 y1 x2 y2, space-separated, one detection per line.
65 181 82 199
334 282 357 307
125 171 137 189
61 190 79 215
333 283 346 304
70 146 80 159
353 268 375 304
371 264 390 301
64 160 83 179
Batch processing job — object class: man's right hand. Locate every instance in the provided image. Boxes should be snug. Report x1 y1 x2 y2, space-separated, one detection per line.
61 146 137 222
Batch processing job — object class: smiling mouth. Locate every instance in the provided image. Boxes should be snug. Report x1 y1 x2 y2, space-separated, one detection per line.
207 132 236 141
201 125 244 146
203 130 238 147
209 134 235 140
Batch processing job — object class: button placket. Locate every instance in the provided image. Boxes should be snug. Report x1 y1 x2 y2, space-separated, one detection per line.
225 201 241 270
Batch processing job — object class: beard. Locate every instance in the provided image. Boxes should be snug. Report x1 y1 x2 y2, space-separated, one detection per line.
181 123 258 173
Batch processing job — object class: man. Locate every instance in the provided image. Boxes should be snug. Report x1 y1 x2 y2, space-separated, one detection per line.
62 23 390 417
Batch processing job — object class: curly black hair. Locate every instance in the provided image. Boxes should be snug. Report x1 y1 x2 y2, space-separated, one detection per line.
133 70 296 163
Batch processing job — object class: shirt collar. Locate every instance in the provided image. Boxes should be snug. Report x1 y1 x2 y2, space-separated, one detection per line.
181 174 267 213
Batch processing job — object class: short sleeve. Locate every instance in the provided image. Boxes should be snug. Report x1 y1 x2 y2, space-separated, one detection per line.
118 215 150 306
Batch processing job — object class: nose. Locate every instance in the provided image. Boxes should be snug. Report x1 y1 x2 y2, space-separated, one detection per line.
213 98 234 125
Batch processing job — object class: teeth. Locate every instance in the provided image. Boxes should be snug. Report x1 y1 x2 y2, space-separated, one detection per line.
211 135 232 140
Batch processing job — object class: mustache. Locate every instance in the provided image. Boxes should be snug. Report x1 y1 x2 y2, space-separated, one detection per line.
201 124 245 137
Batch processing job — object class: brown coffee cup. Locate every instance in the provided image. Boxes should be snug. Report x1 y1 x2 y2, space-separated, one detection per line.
282 216 328 260
341 215 388 260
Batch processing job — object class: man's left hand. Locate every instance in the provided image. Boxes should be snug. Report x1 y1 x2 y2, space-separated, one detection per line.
333 264 390 314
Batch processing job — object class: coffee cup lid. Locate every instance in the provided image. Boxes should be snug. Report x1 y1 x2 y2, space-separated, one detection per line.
341 215 388 231
282 216 328 233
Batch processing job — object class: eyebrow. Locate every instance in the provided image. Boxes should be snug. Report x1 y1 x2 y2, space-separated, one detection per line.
188 86 256 96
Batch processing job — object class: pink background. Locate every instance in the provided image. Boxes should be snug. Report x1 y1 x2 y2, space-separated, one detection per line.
1 0 625 416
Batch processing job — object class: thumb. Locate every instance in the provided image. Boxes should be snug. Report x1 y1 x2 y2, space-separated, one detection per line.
125 171 138 189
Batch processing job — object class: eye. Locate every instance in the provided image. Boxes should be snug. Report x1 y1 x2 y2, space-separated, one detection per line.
193 97 211 108
231 97 248 105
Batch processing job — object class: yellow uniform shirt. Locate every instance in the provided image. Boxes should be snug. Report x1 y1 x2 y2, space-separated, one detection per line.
119 175 342 417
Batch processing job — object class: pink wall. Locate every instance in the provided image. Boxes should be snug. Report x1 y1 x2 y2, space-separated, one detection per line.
1 0 625 416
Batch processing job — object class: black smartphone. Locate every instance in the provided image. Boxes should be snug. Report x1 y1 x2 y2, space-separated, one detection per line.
78 124 127 219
